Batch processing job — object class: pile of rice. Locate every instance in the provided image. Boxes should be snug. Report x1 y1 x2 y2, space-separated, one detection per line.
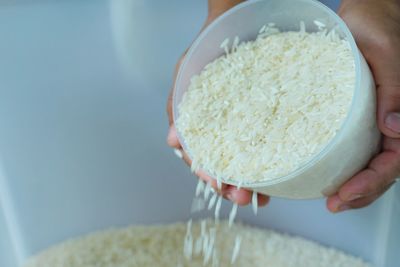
176 25 355 183
23 221 371 267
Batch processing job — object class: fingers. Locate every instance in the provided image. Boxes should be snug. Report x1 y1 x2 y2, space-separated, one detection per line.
257 193 270 206
377 85 400 138
225 188 253 206
225 187 270 207
196 170 229 193
327 181 395 212
167 87 174 126
208 0 246 20
362 35 400 138
339 148 400 201
327 139 400 212
330 184 393 212
196 170 269 207
339 4 400 138
174 147 258 207
167 125 181 149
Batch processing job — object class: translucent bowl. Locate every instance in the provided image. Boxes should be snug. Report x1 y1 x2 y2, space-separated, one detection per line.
173 0 381 199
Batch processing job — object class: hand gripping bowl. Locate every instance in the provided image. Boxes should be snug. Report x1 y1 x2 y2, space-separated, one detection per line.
173 0 381 199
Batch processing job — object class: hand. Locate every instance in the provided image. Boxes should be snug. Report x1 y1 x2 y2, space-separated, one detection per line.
327 0 400 212
166 1 270 207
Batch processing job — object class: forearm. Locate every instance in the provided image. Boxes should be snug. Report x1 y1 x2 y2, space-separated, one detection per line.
339 0 400 11
207 0 245 21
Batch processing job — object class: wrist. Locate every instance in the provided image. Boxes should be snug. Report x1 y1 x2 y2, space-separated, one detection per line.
207 0 245 24
340 0 400 8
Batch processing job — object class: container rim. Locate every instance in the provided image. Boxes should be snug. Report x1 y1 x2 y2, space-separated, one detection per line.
173 0 362 189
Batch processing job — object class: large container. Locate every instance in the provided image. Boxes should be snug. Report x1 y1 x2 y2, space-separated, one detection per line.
0 1 398 267
173 0 381 199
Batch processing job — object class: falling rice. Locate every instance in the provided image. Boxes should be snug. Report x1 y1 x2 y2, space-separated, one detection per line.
214 195 223 221
204 182 212 200
174 149 183 159
228 203 238 228
184 220 193 260
208 193 218 210
191 197 206 213
216 178 222 190
252 191 258 215
195 180 205 197
231 235 242 264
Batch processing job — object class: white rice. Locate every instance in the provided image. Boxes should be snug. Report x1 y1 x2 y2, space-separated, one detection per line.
258 24 266 34
23 221 372 267
237 181 243 189
228 203 238 228
204 181 212 200
174 148 183 159
231 235 242 264
252 191 258 215
208 193 218 210
195 180 205 197
220 37 230 55
216 177 222 190
314 19 326 29
232 36 240 53
194 237 203 256
184 232 193 260
191 197 206 213
176 26 355 184
300 20 306 33
214 196 223 221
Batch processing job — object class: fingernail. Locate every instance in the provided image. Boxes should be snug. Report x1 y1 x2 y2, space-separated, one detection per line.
347 194 363 201
385 112 400 133
338 204 351 212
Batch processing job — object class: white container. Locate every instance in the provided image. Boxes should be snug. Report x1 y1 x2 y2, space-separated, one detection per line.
0 1 398 267
173 0 381 199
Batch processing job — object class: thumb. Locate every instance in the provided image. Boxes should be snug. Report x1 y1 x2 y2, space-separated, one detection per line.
361 37 400 138
371 46 400 138
377 85 400 138
337 0 400 138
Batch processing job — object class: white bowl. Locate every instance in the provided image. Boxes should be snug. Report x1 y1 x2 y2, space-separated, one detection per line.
173 0 381 199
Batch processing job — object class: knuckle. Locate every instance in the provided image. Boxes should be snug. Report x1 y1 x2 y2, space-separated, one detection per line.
377 182 389 195
374 34 399 55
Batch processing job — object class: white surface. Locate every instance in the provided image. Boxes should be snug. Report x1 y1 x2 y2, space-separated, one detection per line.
0 1 398 267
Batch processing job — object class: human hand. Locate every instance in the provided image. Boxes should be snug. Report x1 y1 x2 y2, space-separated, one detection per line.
166 0 270 207
327 0 400 212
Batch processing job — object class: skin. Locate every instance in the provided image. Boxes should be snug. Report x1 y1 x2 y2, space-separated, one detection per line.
167 0 400 212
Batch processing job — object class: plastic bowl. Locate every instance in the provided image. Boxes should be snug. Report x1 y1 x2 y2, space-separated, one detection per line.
173 0 381 199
